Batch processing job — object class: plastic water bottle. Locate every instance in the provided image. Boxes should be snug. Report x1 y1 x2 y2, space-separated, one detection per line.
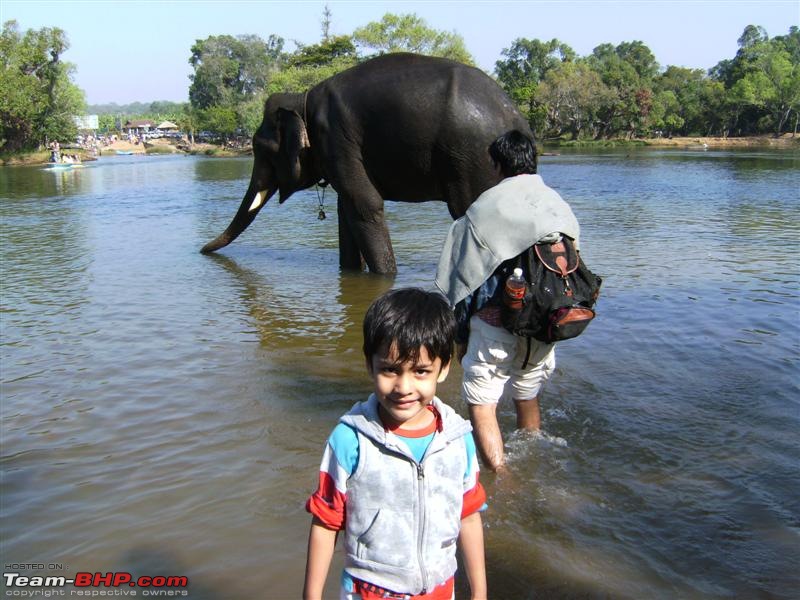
504 268 526 310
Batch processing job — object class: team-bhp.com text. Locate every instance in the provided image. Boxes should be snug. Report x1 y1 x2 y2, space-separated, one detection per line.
4 572 189 597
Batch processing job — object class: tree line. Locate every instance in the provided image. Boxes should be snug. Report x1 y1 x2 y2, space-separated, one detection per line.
1 13 798 154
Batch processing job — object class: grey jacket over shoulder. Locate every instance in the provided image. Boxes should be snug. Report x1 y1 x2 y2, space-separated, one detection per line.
435 174 580 307
340 394 472 595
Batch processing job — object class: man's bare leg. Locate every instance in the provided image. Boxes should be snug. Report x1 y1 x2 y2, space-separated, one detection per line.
468 403 505 472
514 395 541 430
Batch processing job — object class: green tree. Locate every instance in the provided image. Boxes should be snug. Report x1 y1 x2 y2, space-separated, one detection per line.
773 26 800 63
649 89 684 137
654 66 707 135
713 25 771 88
188 33 284 138
726 72 776 136
97 113 119 133
535 61 612 139
237 96 267 138
265 56 356 94
288 35 357 68
697 79 727 136
615 40 660 81
495 38 575 90
189 33 284 109
585 42 657 138
266 33 359 105
352 13 473 64
494 38 575 132
0 20 85 152
754 46 800 135
711 26 800 135
176 105 201 145
198 105 238 142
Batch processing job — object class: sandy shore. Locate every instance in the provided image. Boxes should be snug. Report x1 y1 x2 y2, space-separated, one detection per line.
100 140 147 154
640 134 798 148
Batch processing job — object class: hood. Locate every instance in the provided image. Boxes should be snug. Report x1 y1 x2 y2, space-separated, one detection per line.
435 174 580 306
340 395 471 461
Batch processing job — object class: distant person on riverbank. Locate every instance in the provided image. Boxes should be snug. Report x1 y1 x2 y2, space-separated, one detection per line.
303 288 487 600
435 130 581 472
49 140 60 163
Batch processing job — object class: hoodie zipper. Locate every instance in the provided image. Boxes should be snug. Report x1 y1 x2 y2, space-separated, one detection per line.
416 461 428 594
414 419 469 594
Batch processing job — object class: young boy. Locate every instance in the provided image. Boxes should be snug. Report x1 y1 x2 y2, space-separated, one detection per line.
303 288 487 600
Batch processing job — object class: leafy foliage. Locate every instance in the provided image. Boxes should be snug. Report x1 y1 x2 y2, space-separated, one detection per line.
352 13 474 65
495 38 575 92
188 33 284 137
185 11 473 138
189 34 284 109
265 56 358 94
708 25 800 136
5 13 798 151
497 26 799 140
288 35 357 68
535 62 614 140
0 20 85 152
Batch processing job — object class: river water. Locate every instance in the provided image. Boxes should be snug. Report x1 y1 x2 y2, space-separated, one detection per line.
1 149 798 599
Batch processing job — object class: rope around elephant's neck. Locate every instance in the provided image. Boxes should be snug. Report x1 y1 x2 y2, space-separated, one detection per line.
316 185 326 220
303 89 326 220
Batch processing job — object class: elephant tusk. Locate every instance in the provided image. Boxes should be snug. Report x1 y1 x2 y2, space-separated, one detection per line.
248 190 267 213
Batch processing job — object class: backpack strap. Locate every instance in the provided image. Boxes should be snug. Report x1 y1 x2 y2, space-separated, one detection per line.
521 336 533 369
519 247 537 369
535 237 579 277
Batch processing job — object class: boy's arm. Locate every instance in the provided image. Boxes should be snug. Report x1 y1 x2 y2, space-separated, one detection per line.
458 511 487 600
303 517 338 600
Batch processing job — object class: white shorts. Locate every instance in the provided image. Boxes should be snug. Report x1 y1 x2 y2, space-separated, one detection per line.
461 315 556 405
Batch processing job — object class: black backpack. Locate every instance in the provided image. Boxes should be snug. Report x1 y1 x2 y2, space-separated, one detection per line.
500 236 602 356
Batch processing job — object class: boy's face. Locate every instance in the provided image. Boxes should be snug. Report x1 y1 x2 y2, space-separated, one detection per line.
368 344 450 429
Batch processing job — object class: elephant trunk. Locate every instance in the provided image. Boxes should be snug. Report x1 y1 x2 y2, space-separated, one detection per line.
200 181 276 254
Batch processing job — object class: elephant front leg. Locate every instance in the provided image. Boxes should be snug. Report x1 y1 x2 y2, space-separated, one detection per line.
338 194 397 275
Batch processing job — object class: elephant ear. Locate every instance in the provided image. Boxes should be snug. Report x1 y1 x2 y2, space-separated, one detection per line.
277 107 310 188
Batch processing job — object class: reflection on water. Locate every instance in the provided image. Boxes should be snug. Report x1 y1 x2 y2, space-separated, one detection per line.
1 150 799 599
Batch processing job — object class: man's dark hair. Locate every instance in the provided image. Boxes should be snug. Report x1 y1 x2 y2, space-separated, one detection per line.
363 288 455 368
489 130 538 176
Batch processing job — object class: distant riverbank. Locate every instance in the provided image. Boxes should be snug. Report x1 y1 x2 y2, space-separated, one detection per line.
636 134 797 148
3 134 797 166
550 133 799 150
1 138 249 166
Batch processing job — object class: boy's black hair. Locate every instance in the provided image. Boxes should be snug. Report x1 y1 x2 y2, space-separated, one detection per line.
489 129 538 176
363 288 456 368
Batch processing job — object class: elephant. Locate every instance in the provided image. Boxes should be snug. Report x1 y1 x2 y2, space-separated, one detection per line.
201 52 533 274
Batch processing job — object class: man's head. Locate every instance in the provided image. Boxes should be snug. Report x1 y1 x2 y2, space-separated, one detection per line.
363 288 455 426
489 130 538 177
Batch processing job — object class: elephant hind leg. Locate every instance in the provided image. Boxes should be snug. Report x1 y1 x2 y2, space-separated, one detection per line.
437 150 500 220
442 173 498 220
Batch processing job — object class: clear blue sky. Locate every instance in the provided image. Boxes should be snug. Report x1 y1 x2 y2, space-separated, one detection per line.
2 0 798 105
